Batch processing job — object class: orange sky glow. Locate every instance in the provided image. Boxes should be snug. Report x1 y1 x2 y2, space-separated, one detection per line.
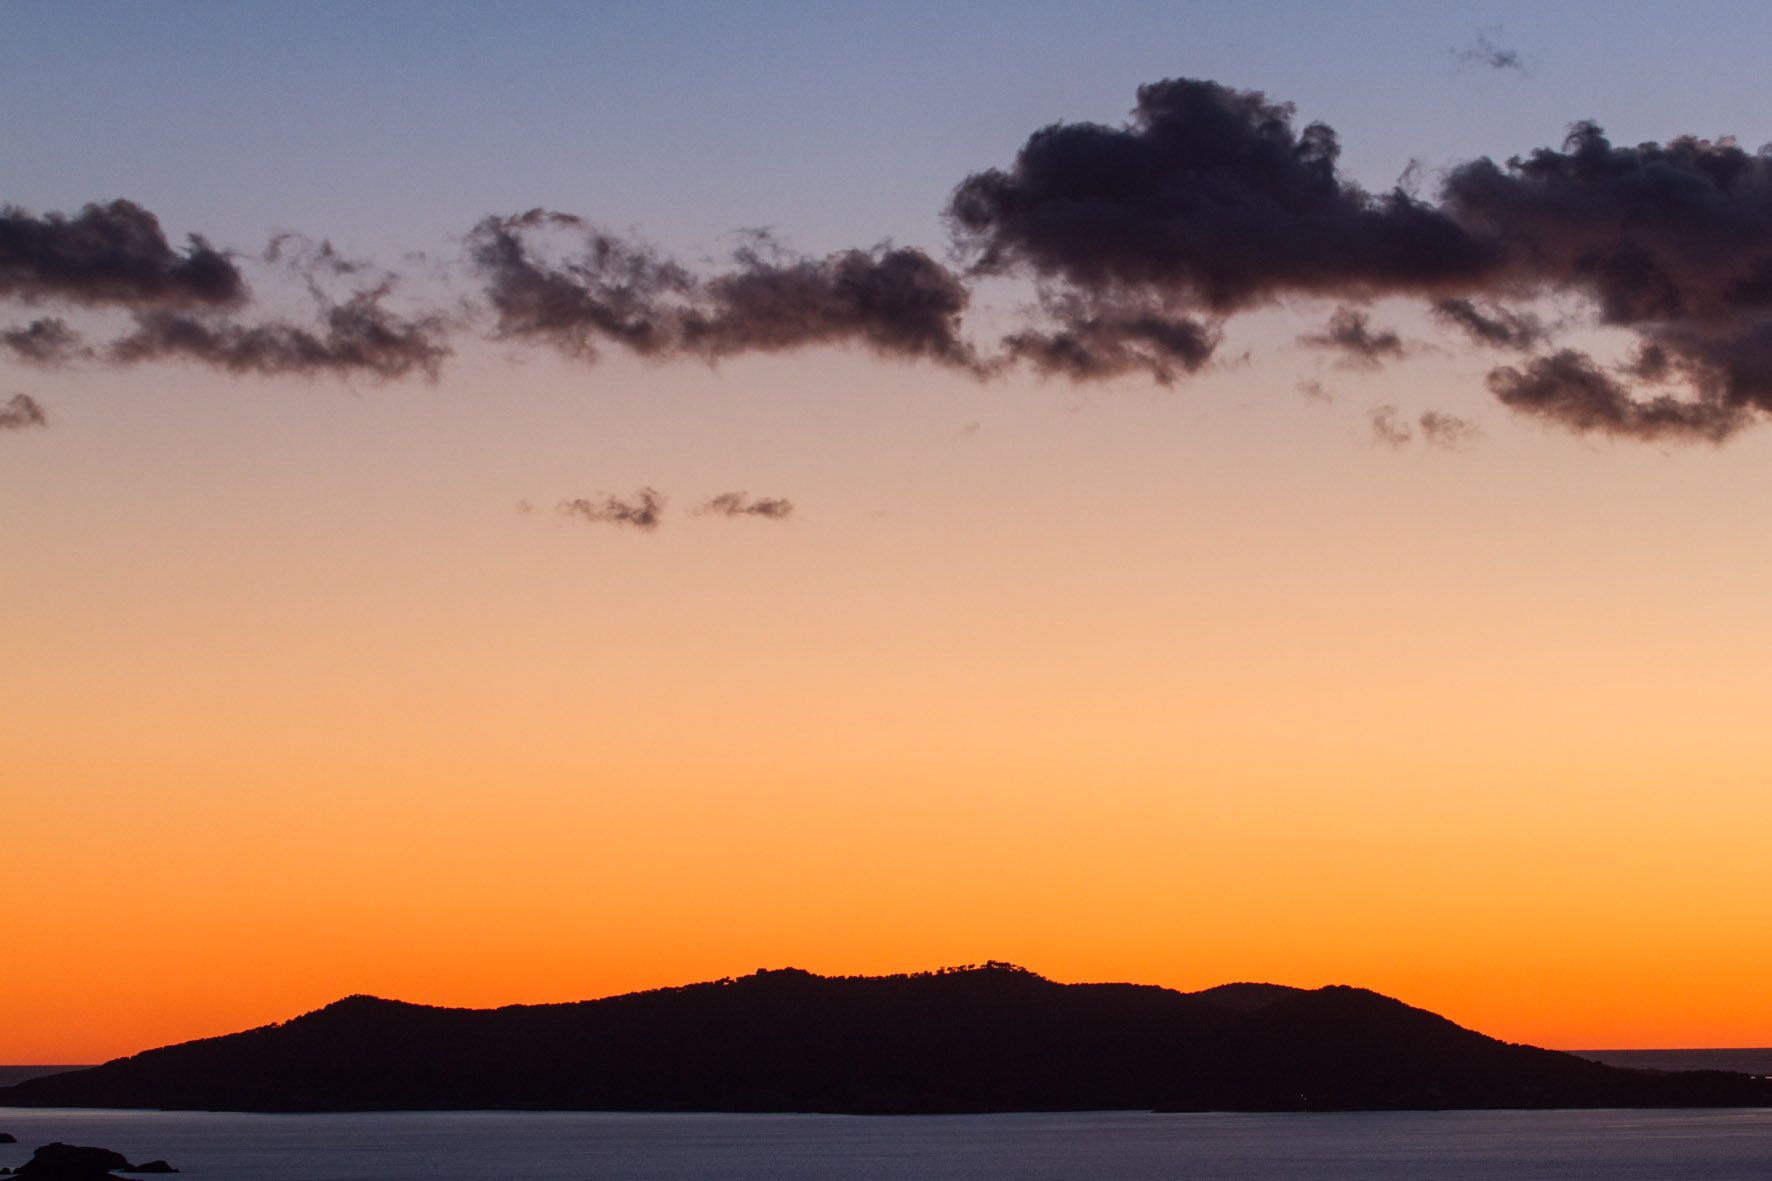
9 2 1772 1069
7 345 1772 1062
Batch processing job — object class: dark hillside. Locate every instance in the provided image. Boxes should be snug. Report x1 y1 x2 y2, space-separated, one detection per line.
3 964 1765 1113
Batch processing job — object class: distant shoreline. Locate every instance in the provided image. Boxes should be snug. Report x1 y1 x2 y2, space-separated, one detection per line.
1574 1050 1772 1078
0 1066 88 1088
5 1050 1770 1096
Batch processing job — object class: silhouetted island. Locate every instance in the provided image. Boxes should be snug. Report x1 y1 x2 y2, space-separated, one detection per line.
4 1143 178 1180
1 963 1765 1113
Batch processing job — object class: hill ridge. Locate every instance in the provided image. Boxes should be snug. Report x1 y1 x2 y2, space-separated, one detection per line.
3 964 1765 1114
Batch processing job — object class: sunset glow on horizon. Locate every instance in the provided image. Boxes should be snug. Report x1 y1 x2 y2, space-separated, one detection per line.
8 1 1772 1065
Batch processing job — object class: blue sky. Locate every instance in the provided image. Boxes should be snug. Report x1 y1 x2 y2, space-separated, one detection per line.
11 1 1772 259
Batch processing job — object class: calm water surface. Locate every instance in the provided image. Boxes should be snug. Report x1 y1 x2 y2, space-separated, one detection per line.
3 1107 1770 1180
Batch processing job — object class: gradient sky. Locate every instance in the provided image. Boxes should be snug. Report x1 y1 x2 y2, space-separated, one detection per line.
8 0 1772 1062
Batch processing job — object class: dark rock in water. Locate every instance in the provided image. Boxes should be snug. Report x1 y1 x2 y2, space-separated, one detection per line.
1 1131 17 1142
14 1142 130 1179
13 1143 174 1181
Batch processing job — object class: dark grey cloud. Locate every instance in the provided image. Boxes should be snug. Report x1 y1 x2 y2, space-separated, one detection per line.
1430 298 1546 350
946 77 1772 436
1300 307 1406 368
469 212 977 369
1 318 89 366
948 78 1499 313
0 199 245 308
470 210 694 361
1439 123 1772 437
1002 298 1219 385
559 488 666 531
107 285 450 381
0 392 48 432
696 491 794 520
684 240 977 368
18 83 1772 446
1486 350 1746 442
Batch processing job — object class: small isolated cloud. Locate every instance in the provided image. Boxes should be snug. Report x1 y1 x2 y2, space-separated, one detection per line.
1418 410 1482 449
558 487 666 531
1 317 89 366
1298 379 1333 402
1300 307 1408 368
514 499 535 514
1453 29 1527 74
0 392 48 432
1369 404 1414 448
696 491 794 520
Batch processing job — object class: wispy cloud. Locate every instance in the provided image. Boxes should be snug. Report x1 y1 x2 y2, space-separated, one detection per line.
558 488 667 531
1369 405 1415 448
695 492 794 520
1453 29 1527 74
1 318 89 366
1300 307 1408 369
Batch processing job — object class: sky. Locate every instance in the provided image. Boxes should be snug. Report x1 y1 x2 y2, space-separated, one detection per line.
7 0 1772 1062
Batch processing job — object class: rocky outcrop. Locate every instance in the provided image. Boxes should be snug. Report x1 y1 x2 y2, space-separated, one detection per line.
8 1144 177 1180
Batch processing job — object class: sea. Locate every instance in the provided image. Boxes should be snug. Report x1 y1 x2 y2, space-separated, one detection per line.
3 1053 1770 1180
3 1106 1772 1180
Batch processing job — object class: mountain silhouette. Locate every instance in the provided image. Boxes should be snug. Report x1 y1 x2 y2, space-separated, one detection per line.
2 964 1764 1113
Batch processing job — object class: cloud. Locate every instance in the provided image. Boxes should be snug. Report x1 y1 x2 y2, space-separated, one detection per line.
0 392 48 431
17 81 1772 445
106 284 450 381
948 78 1499 314
469 210 694 361
1300 307 1407 367
1368 404 1414 447
696 492 794 520
468 212 978 369
263 232 370 277
1430 298 1546 350
1486 350 1747 442
946 77 1772 436
1418 409 1482 449
1453 30 1526 74
1002 304 1219 385
558 488 666 531
1 318 89 366
685 239 978 368
0 199 245 308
